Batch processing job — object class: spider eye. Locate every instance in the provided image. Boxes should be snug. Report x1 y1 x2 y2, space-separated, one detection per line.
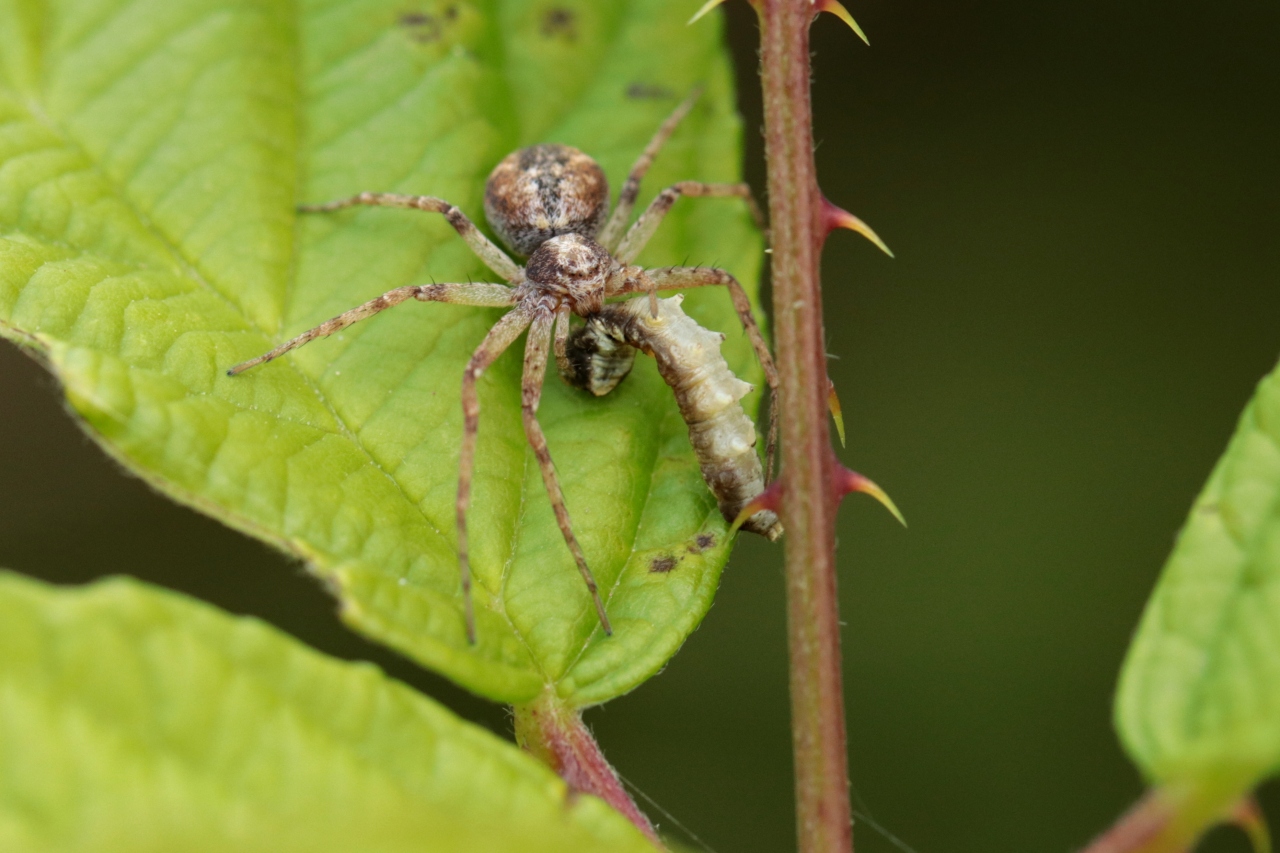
484 144 609 256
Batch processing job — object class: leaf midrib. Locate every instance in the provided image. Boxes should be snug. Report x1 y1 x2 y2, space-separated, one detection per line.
1176 396 1280 754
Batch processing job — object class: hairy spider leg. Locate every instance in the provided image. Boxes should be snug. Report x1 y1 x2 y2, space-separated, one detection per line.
225 282 517 375
598 89 702 252
613 181 766 266
299 193 523 283
458 308 535 643
522 311 613 637
553 304 574 378
615 266 781 480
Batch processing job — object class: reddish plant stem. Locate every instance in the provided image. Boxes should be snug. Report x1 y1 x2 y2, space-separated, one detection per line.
1080 785 1268 853
758 1 854 852
1081 791 1185 853
513 693 661 847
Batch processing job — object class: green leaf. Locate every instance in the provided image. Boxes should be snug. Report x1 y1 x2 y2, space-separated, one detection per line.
0 570 658 852
0 0 764 705
1115 357 1280 819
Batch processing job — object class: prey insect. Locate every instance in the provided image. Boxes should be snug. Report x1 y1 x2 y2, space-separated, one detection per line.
227 92 779 644
560 293 782 539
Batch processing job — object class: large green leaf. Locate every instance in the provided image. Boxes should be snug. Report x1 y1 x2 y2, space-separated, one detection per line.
1115 357 1280 820
0 0 763 705
0 570 657 852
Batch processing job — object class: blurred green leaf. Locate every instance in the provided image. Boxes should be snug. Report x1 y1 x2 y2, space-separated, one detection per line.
1115 357 1280 821
0 570 658 852
0 0 763 704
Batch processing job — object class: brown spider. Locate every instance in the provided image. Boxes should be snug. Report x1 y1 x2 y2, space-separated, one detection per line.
227 93 778 644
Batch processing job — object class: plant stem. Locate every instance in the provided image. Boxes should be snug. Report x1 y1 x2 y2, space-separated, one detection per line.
1081 785 1268 853
513 693 661 847
758 1 854 851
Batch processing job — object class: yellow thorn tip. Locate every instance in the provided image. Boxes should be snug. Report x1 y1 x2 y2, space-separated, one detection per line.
688 0 729 25
827 382 846 447
815 0 869 45
855 477 907 528
729 504 755 535
832 208 894 257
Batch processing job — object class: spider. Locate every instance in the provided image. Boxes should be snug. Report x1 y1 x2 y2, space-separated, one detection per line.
227 93 779 644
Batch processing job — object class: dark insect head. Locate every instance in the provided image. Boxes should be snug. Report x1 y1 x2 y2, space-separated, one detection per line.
483 144 609 256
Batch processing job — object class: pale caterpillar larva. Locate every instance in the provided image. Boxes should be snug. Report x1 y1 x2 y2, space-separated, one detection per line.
560 295 782 540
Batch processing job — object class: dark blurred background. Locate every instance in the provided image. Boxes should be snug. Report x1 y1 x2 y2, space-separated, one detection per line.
2 1 1277 851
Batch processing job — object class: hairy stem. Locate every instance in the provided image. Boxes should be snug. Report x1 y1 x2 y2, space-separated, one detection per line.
758 1 854 851
513 693 661 847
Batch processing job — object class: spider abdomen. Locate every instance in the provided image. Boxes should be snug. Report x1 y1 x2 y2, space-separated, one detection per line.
484 144 610 256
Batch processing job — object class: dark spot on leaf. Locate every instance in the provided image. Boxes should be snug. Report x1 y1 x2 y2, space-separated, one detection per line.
686 533 716 554
649 555 679 574
541 7 577 40
626 83 675 101
399 9 443 43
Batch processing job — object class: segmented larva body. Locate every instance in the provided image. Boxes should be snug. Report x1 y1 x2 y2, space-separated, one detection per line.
561 295 782 540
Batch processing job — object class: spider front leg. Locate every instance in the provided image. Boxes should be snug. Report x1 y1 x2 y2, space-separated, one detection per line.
457 308 535 644
299 192 523 284
522 310 613 637
619 266 781 480
598 89 701 251
552 304 573 379
613 182 767 265
226 282 516 375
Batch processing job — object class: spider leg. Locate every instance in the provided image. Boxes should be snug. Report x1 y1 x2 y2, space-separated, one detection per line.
613 182 767 265
552 304 573 379
621 266 781 480
299 192 523 284
522 309 613 636
227 282 516 375
598 89 701 251
458 307 535 644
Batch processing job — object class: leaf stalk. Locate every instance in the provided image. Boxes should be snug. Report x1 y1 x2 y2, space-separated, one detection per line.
513 693 661 847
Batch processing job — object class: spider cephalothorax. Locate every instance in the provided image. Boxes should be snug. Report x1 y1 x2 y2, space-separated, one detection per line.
521 233 613 316
228 93 778 643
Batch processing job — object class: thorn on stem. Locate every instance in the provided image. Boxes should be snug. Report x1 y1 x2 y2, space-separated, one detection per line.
812 0 870 45
827 377 846 447
820 194 894 257
732 452 906 534
730 477 784 535
687 0 728 25
833 461 906 527
688 0 759 25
